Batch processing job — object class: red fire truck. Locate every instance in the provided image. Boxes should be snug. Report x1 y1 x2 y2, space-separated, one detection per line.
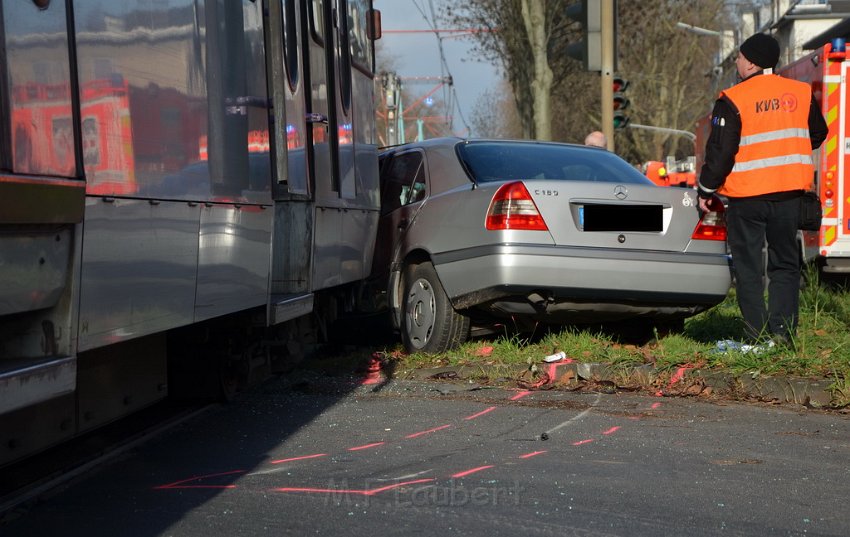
644 157 697 188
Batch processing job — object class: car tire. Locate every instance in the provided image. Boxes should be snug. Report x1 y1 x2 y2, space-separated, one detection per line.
401 261 470 354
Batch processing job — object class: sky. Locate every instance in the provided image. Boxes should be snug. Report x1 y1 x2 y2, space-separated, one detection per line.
373 0 502 137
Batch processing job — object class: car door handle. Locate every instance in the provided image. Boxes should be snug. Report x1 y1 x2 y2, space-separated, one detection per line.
397 218 408 230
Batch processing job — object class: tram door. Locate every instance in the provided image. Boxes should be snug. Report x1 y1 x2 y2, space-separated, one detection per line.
265 0 314 300
301 0 357 290
266 0 374 303
303 0 354 202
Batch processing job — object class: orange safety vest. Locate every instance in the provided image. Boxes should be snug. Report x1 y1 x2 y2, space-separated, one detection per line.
719 74 814 198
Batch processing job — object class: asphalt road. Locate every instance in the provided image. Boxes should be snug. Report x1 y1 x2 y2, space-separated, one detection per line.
2 373 849 537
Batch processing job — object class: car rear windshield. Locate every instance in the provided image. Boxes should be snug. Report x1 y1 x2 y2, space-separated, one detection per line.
457 141 655 185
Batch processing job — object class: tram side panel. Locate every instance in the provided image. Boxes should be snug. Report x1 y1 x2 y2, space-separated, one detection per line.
0 0 271 465
0 0 83 440
0 0 382 467
0 0 266 462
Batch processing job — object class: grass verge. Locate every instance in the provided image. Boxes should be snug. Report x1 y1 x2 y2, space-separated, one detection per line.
378 271 850 407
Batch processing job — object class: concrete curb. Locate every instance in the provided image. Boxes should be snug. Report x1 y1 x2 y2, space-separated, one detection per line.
393 361 840 409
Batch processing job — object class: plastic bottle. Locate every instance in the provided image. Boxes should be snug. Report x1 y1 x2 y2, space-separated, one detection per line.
543 351 566 363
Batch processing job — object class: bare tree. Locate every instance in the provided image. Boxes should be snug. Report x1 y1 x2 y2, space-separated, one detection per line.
615 1 728 162
470 81 522 138
552 0 727 161
442 1 572 140
441 0 726 163
520 0 553 139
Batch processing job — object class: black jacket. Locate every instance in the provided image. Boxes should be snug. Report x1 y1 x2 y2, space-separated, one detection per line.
697 72 828 200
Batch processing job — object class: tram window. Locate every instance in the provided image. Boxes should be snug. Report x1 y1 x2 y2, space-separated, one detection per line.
338 0 352 114
283 0 299 91
348 0 373 74
1 0 78 177
69 0 212 198
310 0 324 45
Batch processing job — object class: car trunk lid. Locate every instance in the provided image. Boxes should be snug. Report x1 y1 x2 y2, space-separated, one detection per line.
522 180 707 252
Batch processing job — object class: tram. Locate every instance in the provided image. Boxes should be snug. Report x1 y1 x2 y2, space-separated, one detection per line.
0 0 382 466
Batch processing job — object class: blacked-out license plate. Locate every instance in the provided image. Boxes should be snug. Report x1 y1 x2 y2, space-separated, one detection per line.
580 204 663 232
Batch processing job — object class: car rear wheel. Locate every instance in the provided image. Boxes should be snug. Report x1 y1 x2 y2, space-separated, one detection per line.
401 261 470 354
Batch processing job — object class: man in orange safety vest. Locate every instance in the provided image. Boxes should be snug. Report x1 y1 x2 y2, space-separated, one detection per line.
697 33 827 345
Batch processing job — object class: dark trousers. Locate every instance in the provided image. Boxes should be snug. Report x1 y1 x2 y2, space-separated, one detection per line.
726 196 801 340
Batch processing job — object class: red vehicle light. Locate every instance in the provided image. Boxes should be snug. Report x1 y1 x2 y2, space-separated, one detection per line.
486 181 549 231
692 195 727 241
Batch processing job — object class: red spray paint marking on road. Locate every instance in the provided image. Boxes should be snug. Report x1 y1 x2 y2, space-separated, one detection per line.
348 442 386 451
464 406 497 420
405 424 452 439
651 402 662 410
473 345 494 357
154 470 245 490
655 366 693 396
361 354 384 385
270 453 328 464
510 391 532 401
669 366 690 385
602 426 621 435
519 451 548 459
572 439 594 446
273 478 436 496
451 465 495 478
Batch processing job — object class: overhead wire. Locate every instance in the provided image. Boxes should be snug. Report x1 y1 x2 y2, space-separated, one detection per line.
410 0 472 136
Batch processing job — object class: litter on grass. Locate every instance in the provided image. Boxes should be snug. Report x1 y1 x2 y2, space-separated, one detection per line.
713 339 776 355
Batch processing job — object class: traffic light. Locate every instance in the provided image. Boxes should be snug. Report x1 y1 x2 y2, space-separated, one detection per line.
613 76 630 129
565 0 602 72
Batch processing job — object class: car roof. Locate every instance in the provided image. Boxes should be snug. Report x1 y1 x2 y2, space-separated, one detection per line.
379 137 639 194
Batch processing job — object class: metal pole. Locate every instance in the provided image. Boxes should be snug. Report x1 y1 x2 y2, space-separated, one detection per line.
601 0 615 152
628 123 696 141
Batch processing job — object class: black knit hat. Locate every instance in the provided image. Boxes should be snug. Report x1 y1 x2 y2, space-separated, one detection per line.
740 33 780 69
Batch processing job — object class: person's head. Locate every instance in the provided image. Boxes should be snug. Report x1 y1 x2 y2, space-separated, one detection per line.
737 33 780 79
584 130 607 148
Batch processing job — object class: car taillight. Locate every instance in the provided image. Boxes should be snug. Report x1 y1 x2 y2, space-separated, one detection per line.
486 181 549 231
692 195 727 241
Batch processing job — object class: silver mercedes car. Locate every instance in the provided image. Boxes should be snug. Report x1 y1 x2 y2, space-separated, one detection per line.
371 138 732 353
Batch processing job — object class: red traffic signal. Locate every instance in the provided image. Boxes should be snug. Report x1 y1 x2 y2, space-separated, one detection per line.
613 93 629 110
613 76 629 92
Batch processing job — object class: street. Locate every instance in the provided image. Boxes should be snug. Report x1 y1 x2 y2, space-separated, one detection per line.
2 373 849 537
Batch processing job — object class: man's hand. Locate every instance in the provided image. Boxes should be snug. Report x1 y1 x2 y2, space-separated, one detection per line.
698 196 712 213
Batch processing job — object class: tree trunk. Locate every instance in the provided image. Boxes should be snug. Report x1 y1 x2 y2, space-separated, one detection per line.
521 0 553 140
